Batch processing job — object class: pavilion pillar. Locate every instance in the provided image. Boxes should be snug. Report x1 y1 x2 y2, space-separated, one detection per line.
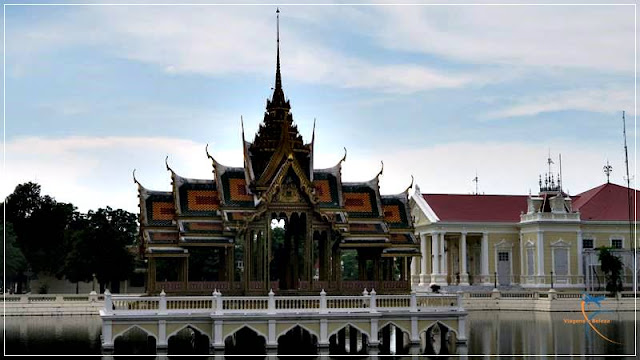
183 257 189 292
148 257 156 294
481 232 490 285
459 232 469 286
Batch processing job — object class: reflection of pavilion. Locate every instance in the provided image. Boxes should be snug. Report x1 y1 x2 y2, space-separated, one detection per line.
134 12 418 296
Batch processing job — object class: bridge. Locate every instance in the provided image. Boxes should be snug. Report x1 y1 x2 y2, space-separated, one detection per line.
100 289 468 356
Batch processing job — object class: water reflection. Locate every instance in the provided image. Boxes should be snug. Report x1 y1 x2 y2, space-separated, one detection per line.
466 311 636 357
2 311 636 356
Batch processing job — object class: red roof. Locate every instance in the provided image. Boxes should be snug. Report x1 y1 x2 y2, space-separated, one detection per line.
422 183 639 223
572 183 639 221
422 194 529 223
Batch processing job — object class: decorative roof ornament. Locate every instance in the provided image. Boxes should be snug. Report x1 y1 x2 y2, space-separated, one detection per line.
603 159 613 183
205 143 217 165
377 161 384 178
311 118 316 144
165 155 174 173
404 175 414 194
340 147 347 164
267 7 289 111
241 116 245 142
133 169 142 187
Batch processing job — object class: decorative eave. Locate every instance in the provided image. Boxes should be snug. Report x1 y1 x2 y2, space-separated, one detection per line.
411 184 440 223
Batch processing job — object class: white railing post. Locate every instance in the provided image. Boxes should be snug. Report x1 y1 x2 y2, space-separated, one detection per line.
215 290 223 314
268 289 276 314
362 288 370 308
369 288 377 313
159 290 167 314
211 290 217 312
89 290 98 303
320 289 327 314
456 290 463 309
410 290 417 312
104 289 112 314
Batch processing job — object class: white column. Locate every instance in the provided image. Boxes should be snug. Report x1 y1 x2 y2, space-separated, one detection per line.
440 232 447 278
577 230 583 280
481 232 490 284
419 233 428 285
431 232 440 285
460 232 469 285
537 231 545 283
519 234 525 285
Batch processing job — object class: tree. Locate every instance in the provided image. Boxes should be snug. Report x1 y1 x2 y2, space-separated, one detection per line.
63 207 137 293
3 182 75 275
597 246 624 295
1 222 27 292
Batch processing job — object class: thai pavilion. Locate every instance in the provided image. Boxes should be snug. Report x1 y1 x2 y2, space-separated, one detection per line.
133 13 419 296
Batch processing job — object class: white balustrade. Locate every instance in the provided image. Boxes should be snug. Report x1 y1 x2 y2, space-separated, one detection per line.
104 290 466 316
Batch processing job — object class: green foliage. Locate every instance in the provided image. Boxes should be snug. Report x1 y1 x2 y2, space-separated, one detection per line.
64 207 137 291
341 250 358 280
597 246 624 294
3 182 75 275
1 222 27 282
4 182 138 293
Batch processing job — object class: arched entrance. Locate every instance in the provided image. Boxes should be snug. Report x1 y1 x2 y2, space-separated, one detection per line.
167 326 209 355
378 323 410 355
224 326 266 355
113 326 156 355
277 325 318 355
329 325 369 356
421 322 457 355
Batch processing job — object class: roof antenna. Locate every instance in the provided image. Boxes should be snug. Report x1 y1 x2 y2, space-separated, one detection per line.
472 170 479 195
603 159 612 184
622 110 633 245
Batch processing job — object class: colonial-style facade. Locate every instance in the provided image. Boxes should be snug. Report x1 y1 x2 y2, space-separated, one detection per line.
410 179 639 289
134 17 418 296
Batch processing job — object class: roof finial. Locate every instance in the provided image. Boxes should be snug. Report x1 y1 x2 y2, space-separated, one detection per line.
165 155 174 173
404 175 414 193
275 7 282 91
339 147 347 164
133 169 141 186
241 116 245 141
205 143 218 165
377 161 384 178
603 159 612 183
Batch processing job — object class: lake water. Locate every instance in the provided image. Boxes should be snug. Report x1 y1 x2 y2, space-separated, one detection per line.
2 311 637 357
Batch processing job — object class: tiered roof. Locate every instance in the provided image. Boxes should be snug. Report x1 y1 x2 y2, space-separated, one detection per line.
135 19 417 256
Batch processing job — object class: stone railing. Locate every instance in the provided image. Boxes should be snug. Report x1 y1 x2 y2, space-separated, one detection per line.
459 289 637 311
2 292 104 316
102 289 463 316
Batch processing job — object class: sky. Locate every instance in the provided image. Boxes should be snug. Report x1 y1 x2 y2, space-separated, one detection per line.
1 0 637 213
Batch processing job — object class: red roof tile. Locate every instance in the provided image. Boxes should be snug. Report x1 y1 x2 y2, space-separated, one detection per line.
572 183 639 221
422 194 529 223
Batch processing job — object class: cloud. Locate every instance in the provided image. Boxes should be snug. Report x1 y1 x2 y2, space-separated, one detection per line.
484 87 635 119
3 135 631 214
368 5 634 73
4 6 479 94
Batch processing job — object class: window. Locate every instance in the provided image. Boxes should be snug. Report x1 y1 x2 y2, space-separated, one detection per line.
611 239 623 249
498 252 509 261
553 248 569 276
526 248 535 276
583 239 594 249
